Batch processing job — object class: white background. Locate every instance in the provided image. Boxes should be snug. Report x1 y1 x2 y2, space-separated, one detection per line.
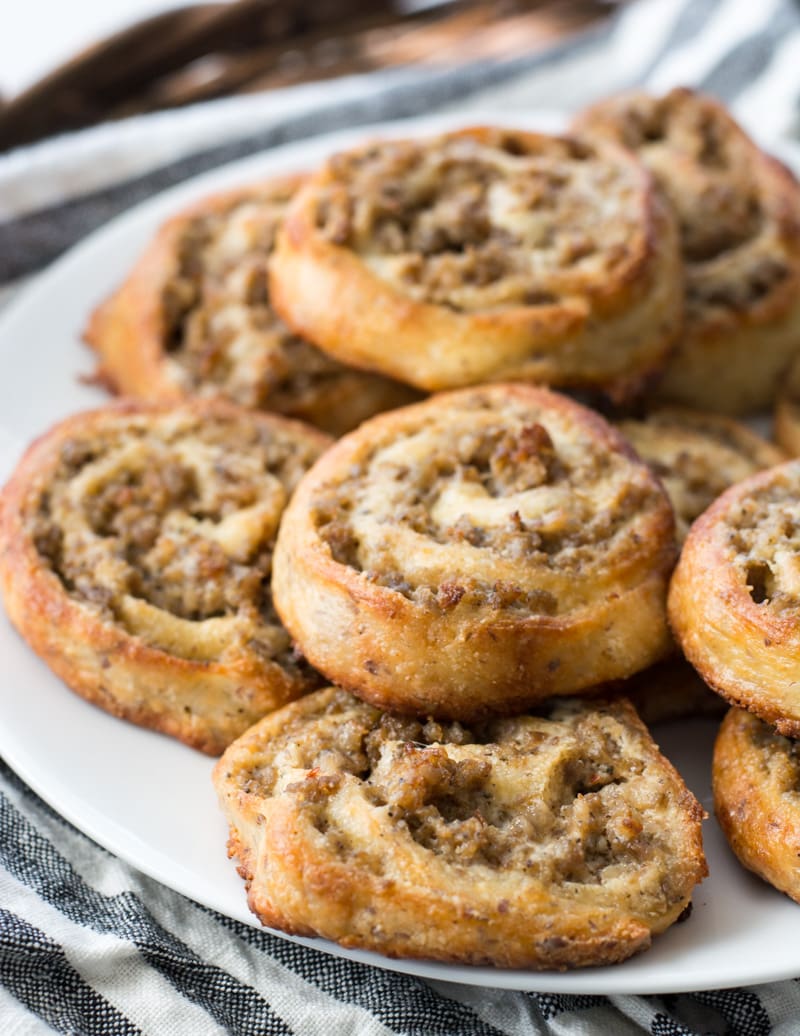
1 1 208 98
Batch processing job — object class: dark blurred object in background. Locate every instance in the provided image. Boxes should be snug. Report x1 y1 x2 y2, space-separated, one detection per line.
0 0 618 152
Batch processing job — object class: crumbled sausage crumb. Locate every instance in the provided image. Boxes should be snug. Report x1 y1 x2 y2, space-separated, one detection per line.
312 393 666 616
315 132 645 311
30 408 324 676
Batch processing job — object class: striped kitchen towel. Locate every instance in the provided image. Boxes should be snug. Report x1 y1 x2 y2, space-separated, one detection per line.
1 0 800 1032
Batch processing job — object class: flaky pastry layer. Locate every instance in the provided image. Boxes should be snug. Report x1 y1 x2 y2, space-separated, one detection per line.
270 126 683 400
618 407 785 544
273 384 676 719
714 707 800 904
0 399 330 753
669 460 800 736
84 175 417 436
576 88 800 414
615 407 782 722
214 687 706 969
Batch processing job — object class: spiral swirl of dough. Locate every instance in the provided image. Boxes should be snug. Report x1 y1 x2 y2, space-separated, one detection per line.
214 687 706 969
714 707 800 904
85 176 417 437
669 459 800 736
575 88 800 414
273 385 676 719
614 409 783 723
618 408 785 544
270 126 682 400
0 400 331 753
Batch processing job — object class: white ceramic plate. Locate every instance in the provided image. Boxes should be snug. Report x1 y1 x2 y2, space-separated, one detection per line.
0 112 798 995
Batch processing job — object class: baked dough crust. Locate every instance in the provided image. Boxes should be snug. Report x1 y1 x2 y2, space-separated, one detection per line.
617 408 783 725
576 88 800 415
617 407 785 544
84 175 418 437
714 707 800 904
669 460 800 736
272 384 676 719
616 409 783 723
214 687 706 969
269 126 683 401
0 399 331 754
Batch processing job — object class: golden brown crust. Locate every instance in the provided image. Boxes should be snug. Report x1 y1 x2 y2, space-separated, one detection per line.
213 687 706 969
669 459 800 736
84 175 418 437
273 384 676 720
270 126 683 401
576 88 800 415
617 407 785 544
613 408 782 723
713 707 800 903
0 399 331 754
774 353 800 456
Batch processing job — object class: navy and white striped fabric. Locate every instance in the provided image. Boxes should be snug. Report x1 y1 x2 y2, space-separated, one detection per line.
2 0 800 1031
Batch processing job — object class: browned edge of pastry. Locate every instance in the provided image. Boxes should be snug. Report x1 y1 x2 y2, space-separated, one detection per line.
714 706 800 904
0 397 331 754
83 174 419 436
669 459 800 736
214 687 707 969
576 87 800 415
84 178 306 399
273 383 677 721
270 125 683 402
